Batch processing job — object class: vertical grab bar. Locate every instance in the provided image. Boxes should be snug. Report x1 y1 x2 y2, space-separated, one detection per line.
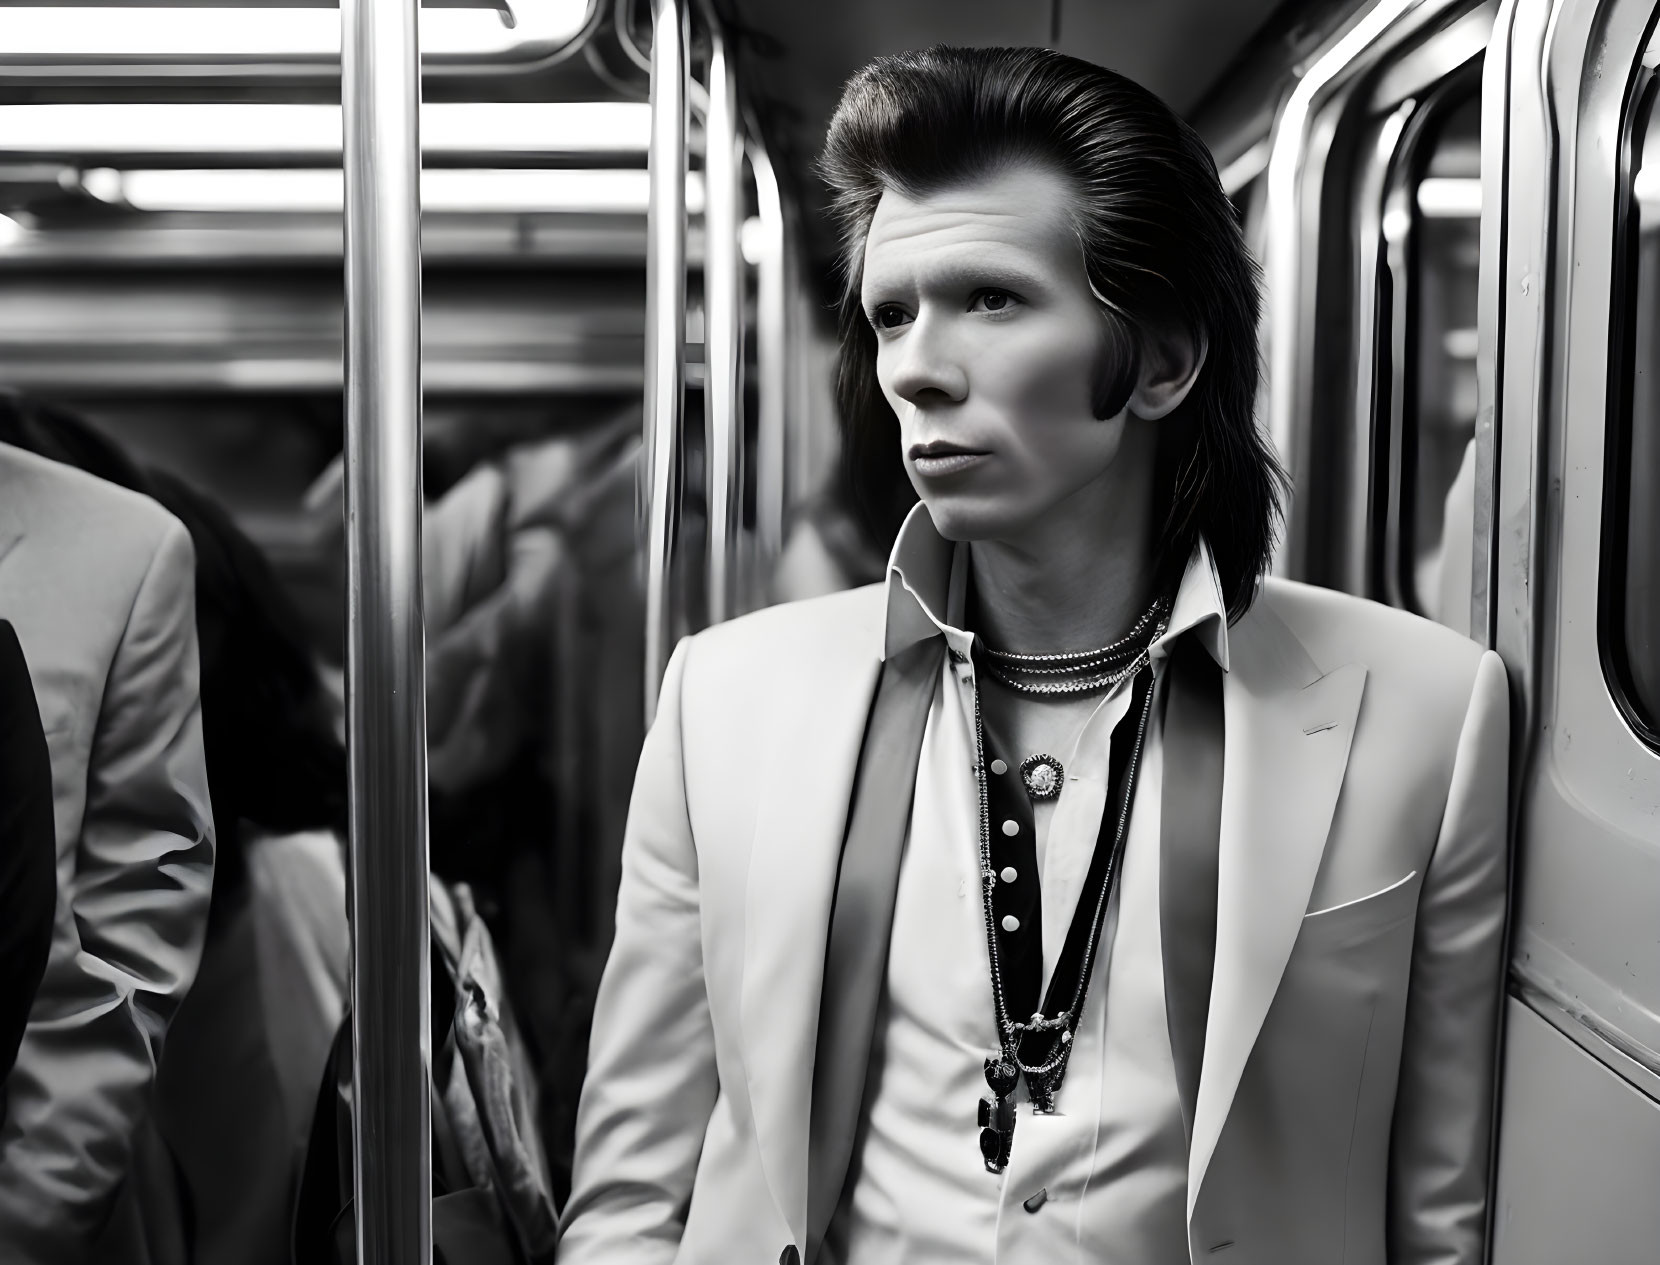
642 0 688 724
703 15 743 624
340 0 431 1261
749 133 787 579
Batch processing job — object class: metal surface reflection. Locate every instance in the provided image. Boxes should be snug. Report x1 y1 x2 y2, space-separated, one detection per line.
341 0 431 1260
641 0 687 723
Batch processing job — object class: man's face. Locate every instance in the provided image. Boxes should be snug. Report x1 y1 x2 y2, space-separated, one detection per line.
860 162 1130 544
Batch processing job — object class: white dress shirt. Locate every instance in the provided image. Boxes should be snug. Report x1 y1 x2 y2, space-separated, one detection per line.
827 506 1229 1264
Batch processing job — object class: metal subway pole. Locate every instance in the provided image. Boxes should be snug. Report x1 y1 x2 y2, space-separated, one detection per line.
748 133 786 578
341 0 431 1260
642 0 688 724
702 13 743 625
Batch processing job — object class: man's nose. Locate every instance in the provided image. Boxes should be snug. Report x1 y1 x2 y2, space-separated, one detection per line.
885 314 968 407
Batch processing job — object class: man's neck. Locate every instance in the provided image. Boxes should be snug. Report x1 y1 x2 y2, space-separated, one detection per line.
964 463 1156 657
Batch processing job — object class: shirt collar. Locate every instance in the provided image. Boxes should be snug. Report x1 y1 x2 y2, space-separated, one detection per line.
880 501 1231 672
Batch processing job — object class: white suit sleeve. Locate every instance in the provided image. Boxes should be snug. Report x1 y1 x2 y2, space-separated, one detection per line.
1388 648 1510 1265
559 636 719 1264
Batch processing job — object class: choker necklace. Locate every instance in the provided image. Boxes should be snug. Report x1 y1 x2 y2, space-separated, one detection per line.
980 595 1170 698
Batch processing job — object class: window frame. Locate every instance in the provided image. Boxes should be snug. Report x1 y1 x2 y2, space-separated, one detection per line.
1259 0 1495 588
1601 63 1660 749
1373 66 1484 619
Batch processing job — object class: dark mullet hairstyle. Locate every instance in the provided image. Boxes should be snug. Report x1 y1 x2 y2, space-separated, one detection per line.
818 45 1286 621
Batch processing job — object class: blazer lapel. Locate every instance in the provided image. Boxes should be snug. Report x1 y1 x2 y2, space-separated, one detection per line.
741 616 884 1246
1187 603 1368 1217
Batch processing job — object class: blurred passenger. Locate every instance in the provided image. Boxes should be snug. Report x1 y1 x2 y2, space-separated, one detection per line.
142 470 350 1265
303 409 641 1201
0 620 55 1100
768 482 887 603
0 395 349 1265
0 418 214 1264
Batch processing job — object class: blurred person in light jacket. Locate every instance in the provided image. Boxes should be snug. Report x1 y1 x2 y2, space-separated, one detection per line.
0 422 213 1265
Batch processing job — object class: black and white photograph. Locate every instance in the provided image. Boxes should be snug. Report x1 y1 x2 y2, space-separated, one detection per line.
0 2 1654 1263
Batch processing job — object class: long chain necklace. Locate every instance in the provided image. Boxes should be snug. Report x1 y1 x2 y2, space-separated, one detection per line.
970 611 1165 1173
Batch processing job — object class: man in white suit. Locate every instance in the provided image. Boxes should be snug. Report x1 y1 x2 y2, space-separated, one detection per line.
560 47 1508 1265
0 440 214 1262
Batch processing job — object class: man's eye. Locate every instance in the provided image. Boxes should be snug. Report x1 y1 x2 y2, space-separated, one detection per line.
970 289 1017 314
870 305 909 329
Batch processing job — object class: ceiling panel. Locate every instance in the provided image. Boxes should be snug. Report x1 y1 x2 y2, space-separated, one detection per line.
1056 0 1286 116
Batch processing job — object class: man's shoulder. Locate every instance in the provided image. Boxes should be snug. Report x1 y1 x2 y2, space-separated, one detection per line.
1253 577 1491 706
0 443 186 554
683 583 885 682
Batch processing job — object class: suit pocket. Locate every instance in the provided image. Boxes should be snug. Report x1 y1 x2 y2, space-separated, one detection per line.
1298 870 1421 950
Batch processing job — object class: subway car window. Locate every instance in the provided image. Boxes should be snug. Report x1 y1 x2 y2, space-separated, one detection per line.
1614 68 1660 742
1403 91 1481 624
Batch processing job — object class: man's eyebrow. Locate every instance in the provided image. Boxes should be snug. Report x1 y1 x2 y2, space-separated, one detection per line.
861 260 1048 303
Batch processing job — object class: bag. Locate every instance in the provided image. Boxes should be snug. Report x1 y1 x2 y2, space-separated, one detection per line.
293 878 559 1265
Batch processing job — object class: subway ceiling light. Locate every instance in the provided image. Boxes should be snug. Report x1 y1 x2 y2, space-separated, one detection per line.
0 102 651 158
0 2 587 59
90 167 706 215
1415 177 1481 218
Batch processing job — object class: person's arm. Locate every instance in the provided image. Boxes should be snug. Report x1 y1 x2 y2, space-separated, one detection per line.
1388 649 1510 1265
0 620 55 1092
0 520 214 1263
558 637 719 1265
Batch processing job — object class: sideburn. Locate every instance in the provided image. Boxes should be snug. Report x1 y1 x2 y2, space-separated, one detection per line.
1091 315 1141 420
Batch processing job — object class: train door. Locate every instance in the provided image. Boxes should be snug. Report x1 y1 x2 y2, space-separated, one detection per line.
1480 0 1660 1257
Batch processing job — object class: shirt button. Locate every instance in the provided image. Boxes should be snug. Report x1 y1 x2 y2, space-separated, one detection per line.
990 759 1008 775
1000 866 1018 884
1001 914 1020 933
1001 819 1019 837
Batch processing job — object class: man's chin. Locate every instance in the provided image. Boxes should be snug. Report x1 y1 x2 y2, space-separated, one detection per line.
919 498 1031 545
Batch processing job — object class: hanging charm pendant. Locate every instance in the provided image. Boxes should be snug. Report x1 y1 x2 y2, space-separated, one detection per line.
980 1057 1018 1172
1020 753 1065 801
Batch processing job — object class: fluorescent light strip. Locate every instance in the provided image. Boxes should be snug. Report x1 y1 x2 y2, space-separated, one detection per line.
1636 166 1660 213
0 2 586 58
0 101 649 156
104 168 706 214
1416 177 1482 218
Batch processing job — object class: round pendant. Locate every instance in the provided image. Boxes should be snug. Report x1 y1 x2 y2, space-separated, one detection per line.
1020 753 1065 801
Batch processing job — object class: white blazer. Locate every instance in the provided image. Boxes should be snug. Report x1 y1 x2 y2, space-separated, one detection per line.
559 577 1509 1265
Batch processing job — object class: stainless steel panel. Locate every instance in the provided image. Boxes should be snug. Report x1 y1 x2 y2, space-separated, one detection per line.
1487 4 1660 1262
1491 999 1660 1265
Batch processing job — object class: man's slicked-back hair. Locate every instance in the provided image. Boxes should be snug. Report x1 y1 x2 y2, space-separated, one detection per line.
819 45 1285 621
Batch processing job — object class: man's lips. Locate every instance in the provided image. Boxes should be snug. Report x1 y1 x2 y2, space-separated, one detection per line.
908 444 990 477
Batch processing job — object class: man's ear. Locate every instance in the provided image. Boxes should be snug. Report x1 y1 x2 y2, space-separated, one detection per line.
1128 322 1207 421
